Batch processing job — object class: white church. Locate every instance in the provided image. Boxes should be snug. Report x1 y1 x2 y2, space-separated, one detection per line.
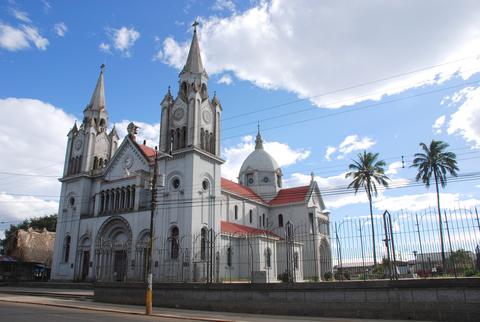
51 24 332 283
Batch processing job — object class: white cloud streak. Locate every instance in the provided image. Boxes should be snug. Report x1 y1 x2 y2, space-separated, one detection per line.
53 22 67 37
0 23 49 51
447 86 480 147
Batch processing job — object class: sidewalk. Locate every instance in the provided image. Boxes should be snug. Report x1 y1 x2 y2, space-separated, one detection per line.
0 288 430 322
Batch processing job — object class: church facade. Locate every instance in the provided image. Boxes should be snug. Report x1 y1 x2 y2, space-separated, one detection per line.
51 25 332 283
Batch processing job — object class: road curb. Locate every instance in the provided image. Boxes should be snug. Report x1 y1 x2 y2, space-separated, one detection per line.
0 298 236 322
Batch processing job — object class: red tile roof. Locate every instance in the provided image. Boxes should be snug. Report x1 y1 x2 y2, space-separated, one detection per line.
269 185 310 206
221 178 265 204
221 221 280 238
138 144 156 158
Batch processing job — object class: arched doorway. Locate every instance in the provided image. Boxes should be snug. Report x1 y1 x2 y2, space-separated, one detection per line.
135 230 150 281
95 217 132 282
76 235 91 281
320 238 332 281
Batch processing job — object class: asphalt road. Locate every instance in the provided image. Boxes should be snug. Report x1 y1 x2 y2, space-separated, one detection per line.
0 302 200 322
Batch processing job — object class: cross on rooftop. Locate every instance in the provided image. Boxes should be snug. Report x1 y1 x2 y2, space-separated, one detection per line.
192 20 199 31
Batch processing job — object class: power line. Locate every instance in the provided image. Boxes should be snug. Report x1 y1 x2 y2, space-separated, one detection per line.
222 53 480 122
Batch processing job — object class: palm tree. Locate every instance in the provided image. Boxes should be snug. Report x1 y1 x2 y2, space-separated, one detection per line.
410 140 458 269
346 151 390 265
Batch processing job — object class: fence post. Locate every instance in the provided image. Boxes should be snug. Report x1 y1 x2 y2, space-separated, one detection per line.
359 219 366 281
415 212 427 278
445 210 457 278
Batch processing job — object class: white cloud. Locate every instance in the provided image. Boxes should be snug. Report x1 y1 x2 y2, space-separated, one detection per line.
53 22 67 37
10 8 31 23
432 115 446 134
221 135 310 180
218 74 233 85
113 120 160 148
338 135 376 155
21 25 49 50
108 26 140 57
158 0 480 109
0 192 58 223
0 23 29 51
447 86 480 147
374 192 480 212
0 23 49 51
324 146 336 161
324 134 376 160
212 0 236 13
99 42 111 54
385 161 403 175
0 98 76 229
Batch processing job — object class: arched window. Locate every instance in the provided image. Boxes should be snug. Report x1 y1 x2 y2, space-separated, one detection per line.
227 247 232 267
262 213 265 227
100 192 105 213
200 227 207 261
205 130 209 152
278 214 284 227
209 133 214 154
130 186 136 209
125 188 131 210
182 126 187 148
93 156 98 169
249 210 253 224
99 158 103 168
63 235 71 263
105 191 110 213
294 252 299 269
200 128 205 149
176 128 181 150
265 248 271 268
170 130 175 152
120 188 126 210
234 205 238 220
76 156 82 173
170 226 179 259
181 82 187 98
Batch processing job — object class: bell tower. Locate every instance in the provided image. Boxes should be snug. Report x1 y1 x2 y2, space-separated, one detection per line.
155 21 224 281
159 21 221 156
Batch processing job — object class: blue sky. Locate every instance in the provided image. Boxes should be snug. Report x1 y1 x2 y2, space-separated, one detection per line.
1 0 480 237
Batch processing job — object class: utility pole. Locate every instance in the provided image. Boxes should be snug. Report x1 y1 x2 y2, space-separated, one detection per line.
146 147 158 315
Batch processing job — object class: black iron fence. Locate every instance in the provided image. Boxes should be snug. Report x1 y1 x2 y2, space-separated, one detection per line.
93 205 480 283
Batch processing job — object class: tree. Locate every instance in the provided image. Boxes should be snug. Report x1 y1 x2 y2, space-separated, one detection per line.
346 151 389 265
449 249 474 275
1 214 57 254
411 140 458 269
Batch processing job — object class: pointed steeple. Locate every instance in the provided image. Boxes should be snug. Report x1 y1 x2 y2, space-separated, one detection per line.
182 20 205 74
255 123 264 150
86 64 106 111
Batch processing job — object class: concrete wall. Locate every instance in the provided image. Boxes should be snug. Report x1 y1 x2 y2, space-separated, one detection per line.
94 278 480 322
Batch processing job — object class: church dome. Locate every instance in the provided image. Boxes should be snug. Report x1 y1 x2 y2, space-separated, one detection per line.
239 130 279 175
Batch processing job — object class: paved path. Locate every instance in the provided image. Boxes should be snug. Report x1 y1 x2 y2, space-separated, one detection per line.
0 287 432 322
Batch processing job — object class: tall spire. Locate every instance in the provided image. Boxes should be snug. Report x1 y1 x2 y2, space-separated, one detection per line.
87 64 106 111
182 20 205 74
255 122 264 150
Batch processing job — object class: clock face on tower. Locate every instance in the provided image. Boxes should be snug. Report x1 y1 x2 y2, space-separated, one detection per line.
202 109 212 124
173 107 185 121
74 139 83 150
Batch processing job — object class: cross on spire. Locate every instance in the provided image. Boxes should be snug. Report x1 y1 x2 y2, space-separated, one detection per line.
192 19 199 32
100 63 106 72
